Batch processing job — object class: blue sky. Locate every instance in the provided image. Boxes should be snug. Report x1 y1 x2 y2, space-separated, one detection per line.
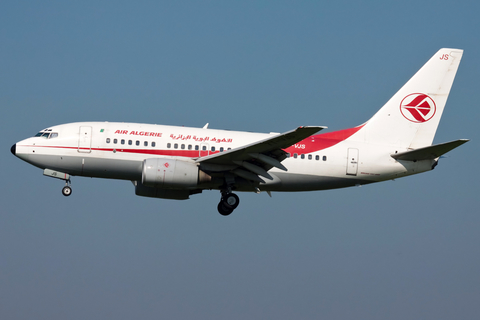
1 1 479 319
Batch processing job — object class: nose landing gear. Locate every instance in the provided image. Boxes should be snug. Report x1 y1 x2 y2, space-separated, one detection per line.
218 192 240 216
62 182 72 196
43 169 73 197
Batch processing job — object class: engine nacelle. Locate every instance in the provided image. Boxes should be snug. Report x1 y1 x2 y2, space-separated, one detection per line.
142 158 211 188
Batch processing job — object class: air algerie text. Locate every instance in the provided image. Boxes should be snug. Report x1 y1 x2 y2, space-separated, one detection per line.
114 130 162 137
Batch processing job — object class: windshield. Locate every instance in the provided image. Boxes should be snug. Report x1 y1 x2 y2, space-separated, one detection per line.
34 129 58 139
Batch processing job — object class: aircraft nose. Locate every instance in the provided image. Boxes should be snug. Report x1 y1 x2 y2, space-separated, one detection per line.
11 143 16 155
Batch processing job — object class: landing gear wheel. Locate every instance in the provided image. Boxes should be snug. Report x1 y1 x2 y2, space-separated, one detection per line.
217 192 239 216
62 186 72 197
223 193 240 209
218 202 234 216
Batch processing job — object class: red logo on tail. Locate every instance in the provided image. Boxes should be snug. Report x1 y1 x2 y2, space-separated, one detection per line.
400 93 436 123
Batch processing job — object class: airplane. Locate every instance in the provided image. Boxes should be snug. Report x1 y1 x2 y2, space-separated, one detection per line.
11 48 469 216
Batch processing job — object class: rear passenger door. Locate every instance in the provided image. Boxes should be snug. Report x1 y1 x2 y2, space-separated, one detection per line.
346 148 359 176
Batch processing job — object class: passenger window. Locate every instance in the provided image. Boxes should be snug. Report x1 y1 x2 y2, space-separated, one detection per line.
220 147 224 152
293 153 298 158
121 139 125 145
181 144 185 149
202 146 207 151
323 156 327 161
195 145 199 150
167 143 171 148
144 141 148 147
106 138 111 143
136 141 140 146
174 143 178 149
188 145 192 150
301 154 305 159
152 142 156 147
128 140 132 145
113 139 117 144
315 155 319 160
211 146 215 152
286 153 290 158
308 154 312 160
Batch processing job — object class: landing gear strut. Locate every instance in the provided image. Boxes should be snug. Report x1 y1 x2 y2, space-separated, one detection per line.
217 192 240 216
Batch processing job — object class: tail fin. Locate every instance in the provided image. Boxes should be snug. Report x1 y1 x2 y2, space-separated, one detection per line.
360 48 463 149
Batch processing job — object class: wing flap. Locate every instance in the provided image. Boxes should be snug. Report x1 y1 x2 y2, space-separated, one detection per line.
197 126 326 182
197 126 325 165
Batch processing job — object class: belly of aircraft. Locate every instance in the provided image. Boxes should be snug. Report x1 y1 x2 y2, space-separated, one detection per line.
24 154 143 180
252 172 373 192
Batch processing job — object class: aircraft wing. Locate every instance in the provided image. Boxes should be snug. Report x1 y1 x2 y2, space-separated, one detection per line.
391 139 469 161
196 126 326 182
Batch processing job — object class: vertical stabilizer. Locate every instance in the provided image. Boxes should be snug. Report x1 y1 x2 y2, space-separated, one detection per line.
360 48 463 149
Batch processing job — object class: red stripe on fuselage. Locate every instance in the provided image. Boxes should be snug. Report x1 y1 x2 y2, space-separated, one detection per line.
284 125 364 154
21 125 363 158
20 145 217 158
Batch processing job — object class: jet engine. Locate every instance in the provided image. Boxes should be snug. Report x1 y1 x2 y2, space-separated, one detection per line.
141 158 211 188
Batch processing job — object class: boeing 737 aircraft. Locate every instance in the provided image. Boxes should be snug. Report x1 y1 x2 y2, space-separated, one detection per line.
11 48 468 215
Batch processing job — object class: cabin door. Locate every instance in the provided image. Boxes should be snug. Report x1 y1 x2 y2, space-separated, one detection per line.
78 126 92 153
346 148 359 176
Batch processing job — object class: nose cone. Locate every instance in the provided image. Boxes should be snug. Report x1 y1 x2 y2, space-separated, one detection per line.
11 144 16 156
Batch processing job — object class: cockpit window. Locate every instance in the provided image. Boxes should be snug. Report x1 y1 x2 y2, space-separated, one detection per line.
34 130 58 139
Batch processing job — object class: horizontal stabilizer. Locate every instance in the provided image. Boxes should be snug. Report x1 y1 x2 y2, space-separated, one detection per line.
391 139 469 161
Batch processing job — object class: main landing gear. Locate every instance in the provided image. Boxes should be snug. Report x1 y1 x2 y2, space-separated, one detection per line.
217 192 240 216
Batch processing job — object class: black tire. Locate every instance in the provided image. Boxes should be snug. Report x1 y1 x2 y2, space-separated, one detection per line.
223 193 240 209
218 202 233 216
62 186 72 197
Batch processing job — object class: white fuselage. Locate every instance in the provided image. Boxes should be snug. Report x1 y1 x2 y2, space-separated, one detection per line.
14 121 434 193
